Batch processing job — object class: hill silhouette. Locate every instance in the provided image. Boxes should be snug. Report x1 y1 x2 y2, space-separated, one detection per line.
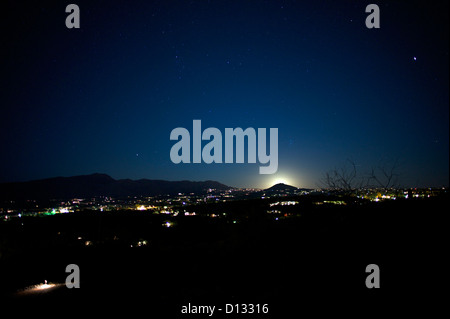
0 173 230 200
265 183 299 192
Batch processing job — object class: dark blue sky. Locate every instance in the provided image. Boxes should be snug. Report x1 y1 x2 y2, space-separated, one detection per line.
2 0 448 188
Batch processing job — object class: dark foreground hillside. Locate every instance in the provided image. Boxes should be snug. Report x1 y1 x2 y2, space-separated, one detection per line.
0 196 447 317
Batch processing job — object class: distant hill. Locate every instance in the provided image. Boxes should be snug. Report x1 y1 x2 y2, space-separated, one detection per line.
265 183 299 192
0 173 231 200
265 183 312 194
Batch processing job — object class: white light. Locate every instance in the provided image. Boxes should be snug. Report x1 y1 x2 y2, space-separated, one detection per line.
35 283 54 290
164 221 172 227
272 177 289 185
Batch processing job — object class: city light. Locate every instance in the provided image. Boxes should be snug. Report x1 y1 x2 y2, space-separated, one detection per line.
1 187 446 222
163 221 173 228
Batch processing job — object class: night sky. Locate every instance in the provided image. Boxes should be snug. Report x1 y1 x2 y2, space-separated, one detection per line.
2 0 449 188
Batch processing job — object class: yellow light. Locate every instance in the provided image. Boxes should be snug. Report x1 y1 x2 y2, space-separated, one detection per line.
16 281 63 295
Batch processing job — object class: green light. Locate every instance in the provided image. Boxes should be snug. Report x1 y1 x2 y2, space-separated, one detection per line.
42 209 57 216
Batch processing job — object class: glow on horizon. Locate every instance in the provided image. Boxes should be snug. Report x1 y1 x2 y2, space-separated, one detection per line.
266 175 297 188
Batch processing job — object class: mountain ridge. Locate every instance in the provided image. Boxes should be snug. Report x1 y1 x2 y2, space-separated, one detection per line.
0 173 231 200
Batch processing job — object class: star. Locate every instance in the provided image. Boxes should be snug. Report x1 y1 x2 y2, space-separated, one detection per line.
413 56 417 61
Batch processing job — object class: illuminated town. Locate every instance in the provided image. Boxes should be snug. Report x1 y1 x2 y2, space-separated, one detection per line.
1 185 446 221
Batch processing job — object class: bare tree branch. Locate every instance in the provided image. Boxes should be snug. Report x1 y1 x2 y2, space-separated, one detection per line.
368 158 401 189
321 159 364 191
321 158 401 192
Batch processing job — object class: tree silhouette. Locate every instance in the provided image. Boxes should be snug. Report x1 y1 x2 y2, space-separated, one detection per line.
321 159 401 191
320 159 364 191
368 158 401 190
